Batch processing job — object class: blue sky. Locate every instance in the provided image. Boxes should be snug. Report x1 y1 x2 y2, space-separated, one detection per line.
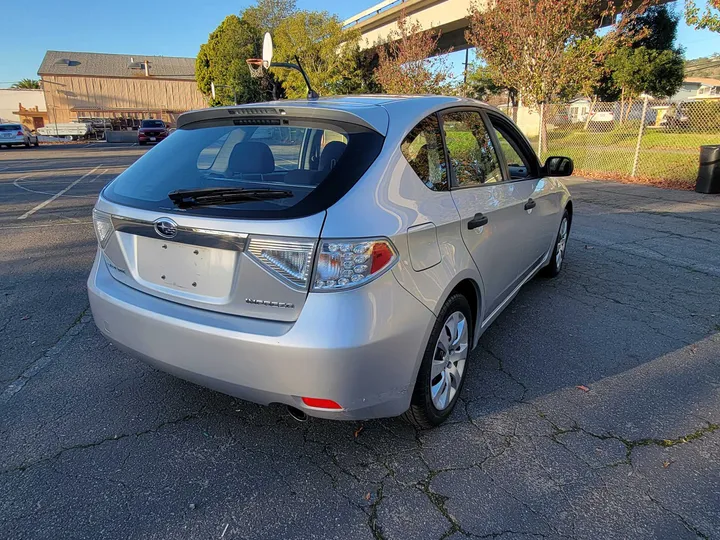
1 0 719 87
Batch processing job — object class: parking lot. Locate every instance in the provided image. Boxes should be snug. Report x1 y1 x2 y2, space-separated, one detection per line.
1 143 719 539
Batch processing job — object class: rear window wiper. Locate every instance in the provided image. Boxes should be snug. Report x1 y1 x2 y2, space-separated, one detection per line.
168 187 293 208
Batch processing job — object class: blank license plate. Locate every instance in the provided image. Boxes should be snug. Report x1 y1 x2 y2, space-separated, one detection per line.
135 236 236 298
149 137 156 141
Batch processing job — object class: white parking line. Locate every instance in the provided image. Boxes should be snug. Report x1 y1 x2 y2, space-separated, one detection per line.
13 177 97 198
1 165 124 175
88 168 109 183
17 165 101 220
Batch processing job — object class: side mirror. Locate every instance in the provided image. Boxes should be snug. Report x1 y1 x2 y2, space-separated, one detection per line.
544 156 574 177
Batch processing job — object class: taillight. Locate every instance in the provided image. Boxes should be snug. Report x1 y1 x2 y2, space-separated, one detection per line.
92 209 114 248
312 238 397 291
247 237 315 290
17 131 23 136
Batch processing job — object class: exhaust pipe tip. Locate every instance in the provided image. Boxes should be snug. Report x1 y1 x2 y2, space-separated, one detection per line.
287 405 308 422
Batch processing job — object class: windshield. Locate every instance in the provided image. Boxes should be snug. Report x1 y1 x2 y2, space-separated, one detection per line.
103 118 383 218
141 120 165 128
0 125 22 131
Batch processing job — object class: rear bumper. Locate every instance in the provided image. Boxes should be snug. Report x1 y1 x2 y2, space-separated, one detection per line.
137 133 167 142
0 137 25 145
87 252 435 420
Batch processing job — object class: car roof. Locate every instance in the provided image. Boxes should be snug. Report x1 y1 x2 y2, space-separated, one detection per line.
178 95 493 135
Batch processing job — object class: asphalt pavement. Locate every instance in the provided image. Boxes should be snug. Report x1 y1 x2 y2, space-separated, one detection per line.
1 143 719 540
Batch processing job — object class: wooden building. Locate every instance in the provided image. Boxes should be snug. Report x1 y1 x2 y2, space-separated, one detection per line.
37 50 207 129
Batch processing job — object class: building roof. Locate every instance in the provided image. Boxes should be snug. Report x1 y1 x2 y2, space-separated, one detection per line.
684 77 720 87
38 50 196 80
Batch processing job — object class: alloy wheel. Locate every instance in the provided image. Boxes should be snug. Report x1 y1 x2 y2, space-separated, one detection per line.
430 311 468 410
556 217 568 268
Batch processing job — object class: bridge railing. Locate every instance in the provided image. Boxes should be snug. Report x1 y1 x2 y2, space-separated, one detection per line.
342 0 407 28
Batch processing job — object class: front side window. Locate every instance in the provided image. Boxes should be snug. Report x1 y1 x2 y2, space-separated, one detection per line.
441 111 502 187
401 115 448 191
494 129 531 179
103 119 383 218
488 115 538 180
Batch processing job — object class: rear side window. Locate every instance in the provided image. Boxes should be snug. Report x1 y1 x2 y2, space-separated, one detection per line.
441 111 502 187
401 115 448 191
103 119 383 219
0 125 22 131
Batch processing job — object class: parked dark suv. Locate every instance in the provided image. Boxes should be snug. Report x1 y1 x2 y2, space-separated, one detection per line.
138 119 169 145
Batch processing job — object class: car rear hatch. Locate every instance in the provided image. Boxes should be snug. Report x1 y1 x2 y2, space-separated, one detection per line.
94 104 386 322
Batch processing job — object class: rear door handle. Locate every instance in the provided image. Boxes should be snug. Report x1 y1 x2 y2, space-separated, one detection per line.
524 198 537 211
468 213 489 230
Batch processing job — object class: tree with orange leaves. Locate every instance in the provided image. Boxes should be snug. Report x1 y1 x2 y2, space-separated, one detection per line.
374 10 454 95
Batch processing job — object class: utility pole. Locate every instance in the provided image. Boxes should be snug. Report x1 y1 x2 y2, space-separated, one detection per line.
463 48 470 84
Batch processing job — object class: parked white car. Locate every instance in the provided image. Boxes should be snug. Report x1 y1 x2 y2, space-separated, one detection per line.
0 123 39 148
588 111 615 123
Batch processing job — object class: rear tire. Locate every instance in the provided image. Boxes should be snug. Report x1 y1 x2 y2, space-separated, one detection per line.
24 139 30 148
542 210 569 278
403 294 472 429
34 138 39 147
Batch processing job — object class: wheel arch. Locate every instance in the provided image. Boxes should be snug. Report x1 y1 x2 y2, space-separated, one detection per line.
441 277 483 349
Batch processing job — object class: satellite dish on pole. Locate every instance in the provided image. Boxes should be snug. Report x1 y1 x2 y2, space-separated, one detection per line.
262 32 273 68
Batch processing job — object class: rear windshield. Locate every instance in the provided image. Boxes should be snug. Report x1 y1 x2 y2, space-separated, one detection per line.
141 120 165 128
0 125 22 131
103 118 383 218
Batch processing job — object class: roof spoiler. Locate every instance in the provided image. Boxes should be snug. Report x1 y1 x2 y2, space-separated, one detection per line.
177 105 382 133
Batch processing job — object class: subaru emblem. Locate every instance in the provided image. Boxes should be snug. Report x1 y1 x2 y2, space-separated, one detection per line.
154 218 178 239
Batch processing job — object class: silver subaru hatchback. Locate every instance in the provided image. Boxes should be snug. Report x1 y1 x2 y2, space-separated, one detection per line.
88 96 573 428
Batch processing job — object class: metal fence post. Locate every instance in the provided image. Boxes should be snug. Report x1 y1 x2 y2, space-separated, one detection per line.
537 103 544 160
631 95 649 177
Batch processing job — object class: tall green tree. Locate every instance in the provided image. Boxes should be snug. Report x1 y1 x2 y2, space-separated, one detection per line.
272 11 363 98
11 79 40 89
243 0 296 33
196 15 271 106
609 47 685 98
607 5 685 110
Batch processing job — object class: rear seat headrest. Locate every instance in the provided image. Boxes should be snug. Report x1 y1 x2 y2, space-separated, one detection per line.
320 141 347 171
227 142 275 174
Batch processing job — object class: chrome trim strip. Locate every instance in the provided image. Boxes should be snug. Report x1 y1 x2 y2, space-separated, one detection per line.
111 216 248 251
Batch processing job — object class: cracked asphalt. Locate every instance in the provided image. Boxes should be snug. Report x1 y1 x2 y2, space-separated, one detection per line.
1 145 720 539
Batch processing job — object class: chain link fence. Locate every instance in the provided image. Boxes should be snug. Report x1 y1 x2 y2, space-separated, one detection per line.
510 99 720 187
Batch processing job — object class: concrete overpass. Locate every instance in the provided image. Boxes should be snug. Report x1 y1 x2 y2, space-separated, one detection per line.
343 0 479 53
343 0 670 54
